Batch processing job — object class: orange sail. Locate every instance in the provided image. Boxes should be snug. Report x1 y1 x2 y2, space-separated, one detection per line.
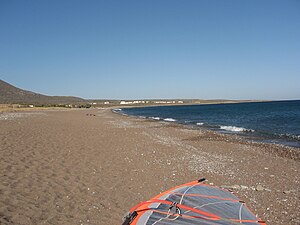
122 179 266 225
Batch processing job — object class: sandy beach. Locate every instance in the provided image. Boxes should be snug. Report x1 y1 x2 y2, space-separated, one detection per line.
0 108 299 225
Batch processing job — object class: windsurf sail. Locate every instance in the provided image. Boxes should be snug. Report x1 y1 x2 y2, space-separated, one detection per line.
122 178 266 225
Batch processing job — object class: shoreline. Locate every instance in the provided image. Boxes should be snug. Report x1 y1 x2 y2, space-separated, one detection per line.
114 106 300 153
0 109 299 224
0 99 271 113
116 109 300 161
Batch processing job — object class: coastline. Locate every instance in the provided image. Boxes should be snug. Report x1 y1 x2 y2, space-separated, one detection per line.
0 108 299 224
117 101 300 149
0 99 270 113
115 109 300 161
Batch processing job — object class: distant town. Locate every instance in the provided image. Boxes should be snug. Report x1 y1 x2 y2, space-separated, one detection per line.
91 100 184 106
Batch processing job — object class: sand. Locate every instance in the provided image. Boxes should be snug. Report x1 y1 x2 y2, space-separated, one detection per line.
0 109 299 225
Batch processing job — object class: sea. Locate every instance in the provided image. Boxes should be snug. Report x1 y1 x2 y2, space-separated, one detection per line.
115 100 300 148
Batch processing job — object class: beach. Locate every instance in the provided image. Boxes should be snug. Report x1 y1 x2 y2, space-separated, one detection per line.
0 108 299 225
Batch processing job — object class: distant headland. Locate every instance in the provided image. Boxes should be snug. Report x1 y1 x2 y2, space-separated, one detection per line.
0 79 263 111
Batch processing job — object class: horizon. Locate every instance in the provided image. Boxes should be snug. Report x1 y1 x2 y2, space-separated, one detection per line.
1 1 300 100
2 78 300 102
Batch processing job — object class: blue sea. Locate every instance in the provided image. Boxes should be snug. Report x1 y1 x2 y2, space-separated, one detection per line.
116 100 300 148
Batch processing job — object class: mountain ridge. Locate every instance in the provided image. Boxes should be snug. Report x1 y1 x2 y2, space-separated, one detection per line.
0 79 85 104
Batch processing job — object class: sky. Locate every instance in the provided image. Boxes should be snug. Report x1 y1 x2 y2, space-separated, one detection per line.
0 0 299 100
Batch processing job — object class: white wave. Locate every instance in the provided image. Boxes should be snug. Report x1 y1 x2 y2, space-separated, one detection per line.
220 125 254 132
113 108 122 112
150 117 160 120
291 134 300 140
164 118 176 122
197 122 204 126
279 133 300 141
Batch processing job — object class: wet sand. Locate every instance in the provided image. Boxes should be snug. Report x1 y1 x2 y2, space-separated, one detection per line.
0 109 299 225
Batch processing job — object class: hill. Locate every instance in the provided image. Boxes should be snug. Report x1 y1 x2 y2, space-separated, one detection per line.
0 79 85 105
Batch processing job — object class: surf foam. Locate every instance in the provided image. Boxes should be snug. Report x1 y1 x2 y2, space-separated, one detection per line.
150 117 160 120
278 133 300 141
164 118 176 122
220 126 254 132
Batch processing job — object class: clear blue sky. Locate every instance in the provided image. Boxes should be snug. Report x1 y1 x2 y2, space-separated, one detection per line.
0 0 299 100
